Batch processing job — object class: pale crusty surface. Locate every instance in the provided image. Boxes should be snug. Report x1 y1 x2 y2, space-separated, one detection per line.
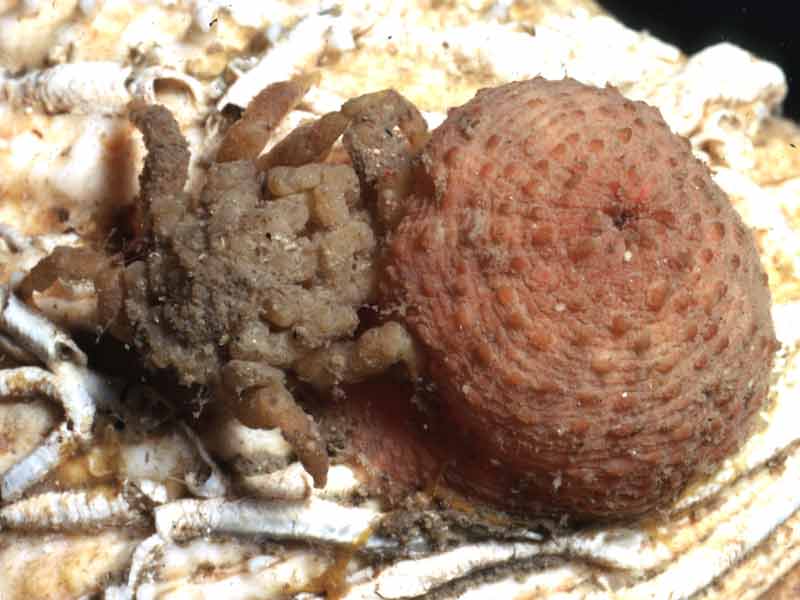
1 1 800 599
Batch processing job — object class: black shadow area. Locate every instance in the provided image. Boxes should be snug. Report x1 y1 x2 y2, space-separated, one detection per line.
599 1 799 120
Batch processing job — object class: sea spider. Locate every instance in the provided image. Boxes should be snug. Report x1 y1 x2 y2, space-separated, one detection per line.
2 77 425 498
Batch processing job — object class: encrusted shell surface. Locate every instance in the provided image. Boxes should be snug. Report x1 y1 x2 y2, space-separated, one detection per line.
382 77 777 518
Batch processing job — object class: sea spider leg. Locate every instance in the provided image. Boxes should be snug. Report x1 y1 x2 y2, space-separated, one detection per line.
221 360 330 488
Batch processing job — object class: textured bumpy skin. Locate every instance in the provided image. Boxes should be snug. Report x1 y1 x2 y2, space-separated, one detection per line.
124 107 375 389
382 78 777 519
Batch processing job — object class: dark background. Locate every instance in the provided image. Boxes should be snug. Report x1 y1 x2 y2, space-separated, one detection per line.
599 1 799 121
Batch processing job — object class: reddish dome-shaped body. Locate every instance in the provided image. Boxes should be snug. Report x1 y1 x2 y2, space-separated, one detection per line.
381 78 777 519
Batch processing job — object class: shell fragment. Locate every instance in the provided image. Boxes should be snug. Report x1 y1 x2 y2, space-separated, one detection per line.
155 497 382 546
